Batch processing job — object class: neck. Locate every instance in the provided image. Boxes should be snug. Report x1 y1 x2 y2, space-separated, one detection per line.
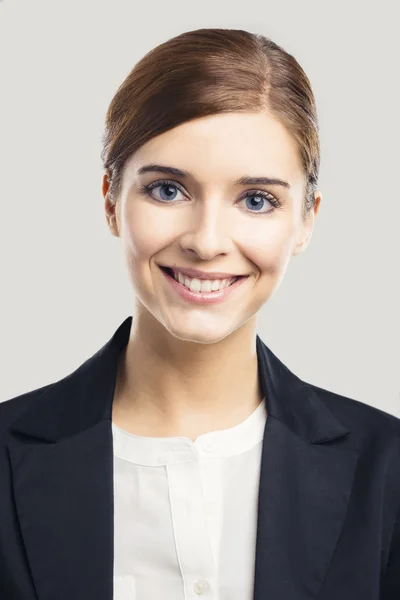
112 306 264 438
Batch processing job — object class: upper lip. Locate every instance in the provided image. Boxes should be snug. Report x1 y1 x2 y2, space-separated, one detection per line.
161 265 248 280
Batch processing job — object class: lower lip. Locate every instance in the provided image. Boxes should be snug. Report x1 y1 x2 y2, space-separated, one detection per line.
159 268 249 305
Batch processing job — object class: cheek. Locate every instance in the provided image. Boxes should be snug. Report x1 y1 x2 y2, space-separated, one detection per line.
241 219 297 275
121 201 174 260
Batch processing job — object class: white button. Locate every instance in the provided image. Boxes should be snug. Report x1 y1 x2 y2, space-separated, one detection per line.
202 441 214 452
193 580 210 595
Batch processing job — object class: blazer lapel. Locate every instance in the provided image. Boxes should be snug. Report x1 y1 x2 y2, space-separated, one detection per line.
6 316 359 600
6 318 128 600
253 337 359 598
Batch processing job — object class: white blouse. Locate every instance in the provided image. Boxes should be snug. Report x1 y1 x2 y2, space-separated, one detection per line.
112 397 267 600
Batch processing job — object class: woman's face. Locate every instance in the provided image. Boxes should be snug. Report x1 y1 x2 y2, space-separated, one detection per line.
103 111 321 344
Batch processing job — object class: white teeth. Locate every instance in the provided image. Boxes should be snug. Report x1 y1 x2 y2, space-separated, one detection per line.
173 271 236 292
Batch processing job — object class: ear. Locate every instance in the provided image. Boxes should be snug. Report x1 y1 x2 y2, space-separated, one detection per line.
292 191 322 256
102 173 120 238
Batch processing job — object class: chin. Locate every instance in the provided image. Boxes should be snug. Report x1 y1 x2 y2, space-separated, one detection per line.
163 320 235 345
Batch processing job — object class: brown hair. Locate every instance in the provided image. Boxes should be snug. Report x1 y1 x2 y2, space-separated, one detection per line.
101 28 320 220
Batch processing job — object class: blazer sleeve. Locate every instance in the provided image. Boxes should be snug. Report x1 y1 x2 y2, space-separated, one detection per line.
382 502 400 598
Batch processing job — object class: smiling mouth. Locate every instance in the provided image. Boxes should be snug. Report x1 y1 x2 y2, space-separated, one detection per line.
159 266 247 292
158 265 250 303
160 266 244 280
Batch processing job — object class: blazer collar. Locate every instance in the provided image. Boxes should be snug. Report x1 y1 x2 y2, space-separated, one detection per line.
8 315 349 444
6 316 359 600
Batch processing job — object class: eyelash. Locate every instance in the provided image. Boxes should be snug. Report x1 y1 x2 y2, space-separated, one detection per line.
138 179 282 215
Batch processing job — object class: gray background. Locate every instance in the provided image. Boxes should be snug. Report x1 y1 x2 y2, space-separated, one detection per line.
0 0 399 415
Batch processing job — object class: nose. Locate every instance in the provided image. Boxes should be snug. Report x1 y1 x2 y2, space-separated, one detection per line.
179 202 233 260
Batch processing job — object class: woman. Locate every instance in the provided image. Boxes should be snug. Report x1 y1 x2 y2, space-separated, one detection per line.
1 28 399 600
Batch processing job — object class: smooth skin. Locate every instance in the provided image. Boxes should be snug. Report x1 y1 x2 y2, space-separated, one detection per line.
103 111 321 441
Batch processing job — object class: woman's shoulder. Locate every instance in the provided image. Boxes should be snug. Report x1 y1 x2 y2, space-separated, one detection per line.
307 380 400 442
0 383 56 434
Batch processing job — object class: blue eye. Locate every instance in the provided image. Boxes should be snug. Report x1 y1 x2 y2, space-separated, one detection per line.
139 179 282 214
240 191 281 214
140 181 184 202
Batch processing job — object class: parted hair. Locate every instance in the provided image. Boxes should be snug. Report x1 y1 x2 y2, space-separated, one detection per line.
101 28 320 220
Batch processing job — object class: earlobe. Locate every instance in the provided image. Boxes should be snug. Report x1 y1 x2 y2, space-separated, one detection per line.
104 194 119 238
103 174 120 237
293 193 321 256
292 225 313 255
108 213 120 238
292 239 306 256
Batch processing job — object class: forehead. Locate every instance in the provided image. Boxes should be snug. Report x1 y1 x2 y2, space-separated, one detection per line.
124 111 304 188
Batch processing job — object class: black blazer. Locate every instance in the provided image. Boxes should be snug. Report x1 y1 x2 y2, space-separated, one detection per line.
1 316 399 599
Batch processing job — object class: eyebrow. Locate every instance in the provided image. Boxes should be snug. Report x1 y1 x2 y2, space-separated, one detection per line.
137 164 291 189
